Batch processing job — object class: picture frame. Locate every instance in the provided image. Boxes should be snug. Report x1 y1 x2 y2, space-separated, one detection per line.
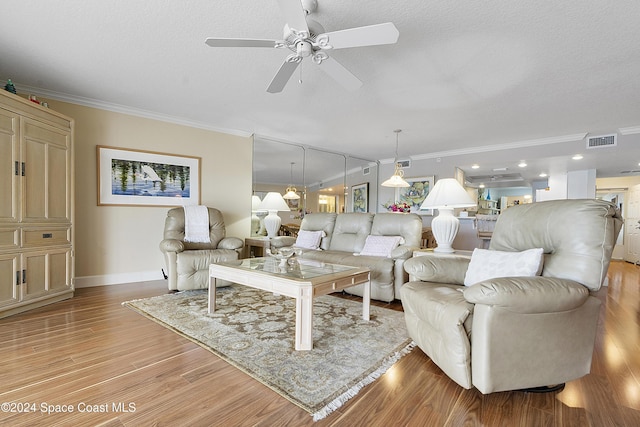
97 145 201 206
286 194 301 210
352 182 369 213
395 176 435 215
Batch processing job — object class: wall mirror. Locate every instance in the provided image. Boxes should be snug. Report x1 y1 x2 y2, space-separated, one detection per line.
252 137 378 236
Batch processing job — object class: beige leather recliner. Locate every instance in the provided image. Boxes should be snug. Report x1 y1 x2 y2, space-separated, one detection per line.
401 199 622 393
159 207 244 291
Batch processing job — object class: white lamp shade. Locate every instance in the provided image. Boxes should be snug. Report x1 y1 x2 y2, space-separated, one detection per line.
420 178 476 209
381 173 410 187
258 192 290 211
283 189 300 200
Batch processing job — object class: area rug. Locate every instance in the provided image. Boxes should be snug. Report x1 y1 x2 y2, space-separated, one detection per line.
122 285 414 421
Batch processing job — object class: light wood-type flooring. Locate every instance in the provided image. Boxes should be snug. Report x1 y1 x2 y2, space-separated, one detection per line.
1 260 639 426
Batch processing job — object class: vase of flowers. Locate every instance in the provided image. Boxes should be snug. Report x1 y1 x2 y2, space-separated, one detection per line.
383 201 411 213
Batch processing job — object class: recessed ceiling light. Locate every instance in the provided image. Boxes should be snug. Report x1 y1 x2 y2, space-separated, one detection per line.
471 164 480 169
479 184 485 188
518 162 527 168
539 173 548 177
572 154 583 160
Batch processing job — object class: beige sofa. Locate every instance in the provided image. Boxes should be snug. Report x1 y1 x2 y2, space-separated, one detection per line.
274 212 422 302
401 199 622 393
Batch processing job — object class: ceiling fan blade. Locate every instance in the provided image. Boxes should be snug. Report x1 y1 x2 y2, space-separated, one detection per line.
266 60 300 93
317 56 362 91
205 38 278 48
276 0 309 34
319 22 399 50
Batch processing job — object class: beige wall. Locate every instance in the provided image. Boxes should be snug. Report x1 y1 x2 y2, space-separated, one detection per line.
48 100 252 286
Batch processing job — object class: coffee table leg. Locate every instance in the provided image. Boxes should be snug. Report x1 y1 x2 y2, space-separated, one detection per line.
208 276 217 314
295 289 313 351
362 276 371 321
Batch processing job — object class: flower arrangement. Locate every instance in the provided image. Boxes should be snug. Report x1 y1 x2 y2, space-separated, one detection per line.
383 201 411 213
293 208 311 220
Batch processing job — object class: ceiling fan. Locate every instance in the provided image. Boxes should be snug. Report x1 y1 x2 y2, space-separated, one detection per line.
205 0 399 93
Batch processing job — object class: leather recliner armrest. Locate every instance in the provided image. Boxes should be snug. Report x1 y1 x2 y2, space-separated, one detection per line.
390 245 417 260
463 276 589 314
403 255 469 285
270 236 296 249
218 237 244 250
159 238 184 253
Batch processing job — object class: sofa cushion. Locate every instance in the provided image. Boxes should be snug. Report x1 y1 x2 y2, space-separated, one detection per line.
294 230 326 250
359 235 404 257
370 212 423 248
298 213 336 250
329 213 374 253
176 249 238 289
463 248 544 286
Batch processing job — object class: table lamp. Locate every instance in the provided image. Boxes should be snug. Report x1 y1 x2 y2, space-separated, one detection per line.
420 178 476 253
258 192 290 238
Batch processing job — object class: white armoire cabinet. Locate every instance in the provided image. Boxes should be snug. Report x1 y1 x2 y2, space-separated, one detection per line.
0 90 74 318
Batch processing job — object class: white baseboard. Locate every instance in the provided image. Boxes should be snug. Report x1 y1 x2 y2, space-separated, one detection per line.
74 270 164 288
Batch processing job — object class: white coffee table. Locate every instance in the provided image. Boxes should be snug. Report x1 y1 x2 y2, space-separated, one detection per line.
208 257 370 351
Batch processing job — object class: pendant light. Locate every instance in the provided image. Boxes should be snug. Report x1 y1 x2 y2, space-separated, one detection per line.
381 129 410 187
283 162 301 200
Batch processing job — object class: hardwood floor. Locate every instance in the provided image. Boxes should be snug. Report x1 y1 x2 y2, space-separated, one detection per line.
1 261 639 426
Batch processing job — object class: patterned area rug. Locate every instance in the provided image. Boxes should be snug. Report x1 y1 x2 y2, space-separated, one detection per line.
122 285 414 421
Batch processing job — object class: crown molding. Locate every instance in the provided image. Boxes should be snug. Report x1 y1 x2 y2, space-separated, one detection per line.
379 133 588 165
11 83 253 138
409 133 588 161
619 126 640 135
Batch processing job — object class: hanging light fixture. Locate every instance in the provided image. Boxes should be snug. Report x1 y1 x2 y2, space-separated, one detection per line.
381 129 410 187
283 162 300 200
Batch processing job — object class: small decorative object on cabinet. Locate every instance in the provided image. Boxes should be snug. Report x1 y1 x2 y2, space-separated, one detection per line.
477 198 499 214
0 90 74 318
4 79 17 94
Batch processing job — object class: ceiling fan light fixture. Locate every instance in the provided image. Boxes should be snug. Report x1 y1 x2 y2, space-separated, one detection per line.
381 129 410 188
204 0 399 93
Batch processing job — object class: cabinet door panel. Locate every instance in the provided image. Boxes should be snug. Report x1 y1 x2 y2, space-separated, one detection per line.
49 249 71 292
22 251 47 300
0 109 18 223
21 119 71 223
48 143 69 220
0 254 19 309
22 137 47 221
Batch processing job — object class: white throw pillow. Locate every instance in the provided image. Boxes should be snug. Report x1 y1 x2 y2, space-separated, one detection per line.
463 248 544 286
359 235 404 257
294 230 326 250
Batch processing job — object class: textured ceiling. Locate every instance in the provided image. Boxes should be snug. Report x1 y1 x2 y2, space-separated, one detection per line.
2 0 639 183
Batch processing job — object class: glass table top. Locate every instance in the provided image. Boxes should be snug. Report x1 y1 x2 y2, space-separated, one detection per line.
217 257 359 280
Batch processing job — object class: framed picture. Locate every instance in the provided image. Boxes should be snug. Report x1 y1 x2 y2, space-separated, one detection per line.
395 176 435 215
286 194 301 210
352 182 369 213
97 146 201 206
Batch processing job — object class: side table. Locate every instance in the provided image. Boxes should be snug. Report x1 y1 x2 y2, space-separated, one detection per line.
244 237 270 258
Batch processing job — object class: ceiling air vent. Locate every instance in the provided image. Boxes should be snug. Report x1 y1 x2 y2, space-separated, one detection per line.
396 159 411 168
587 134 617 149
363 166 370 175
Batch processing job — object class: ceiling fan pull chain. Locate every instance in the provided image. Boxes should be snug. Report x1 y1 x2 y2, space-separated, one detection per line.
299 63 303 85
